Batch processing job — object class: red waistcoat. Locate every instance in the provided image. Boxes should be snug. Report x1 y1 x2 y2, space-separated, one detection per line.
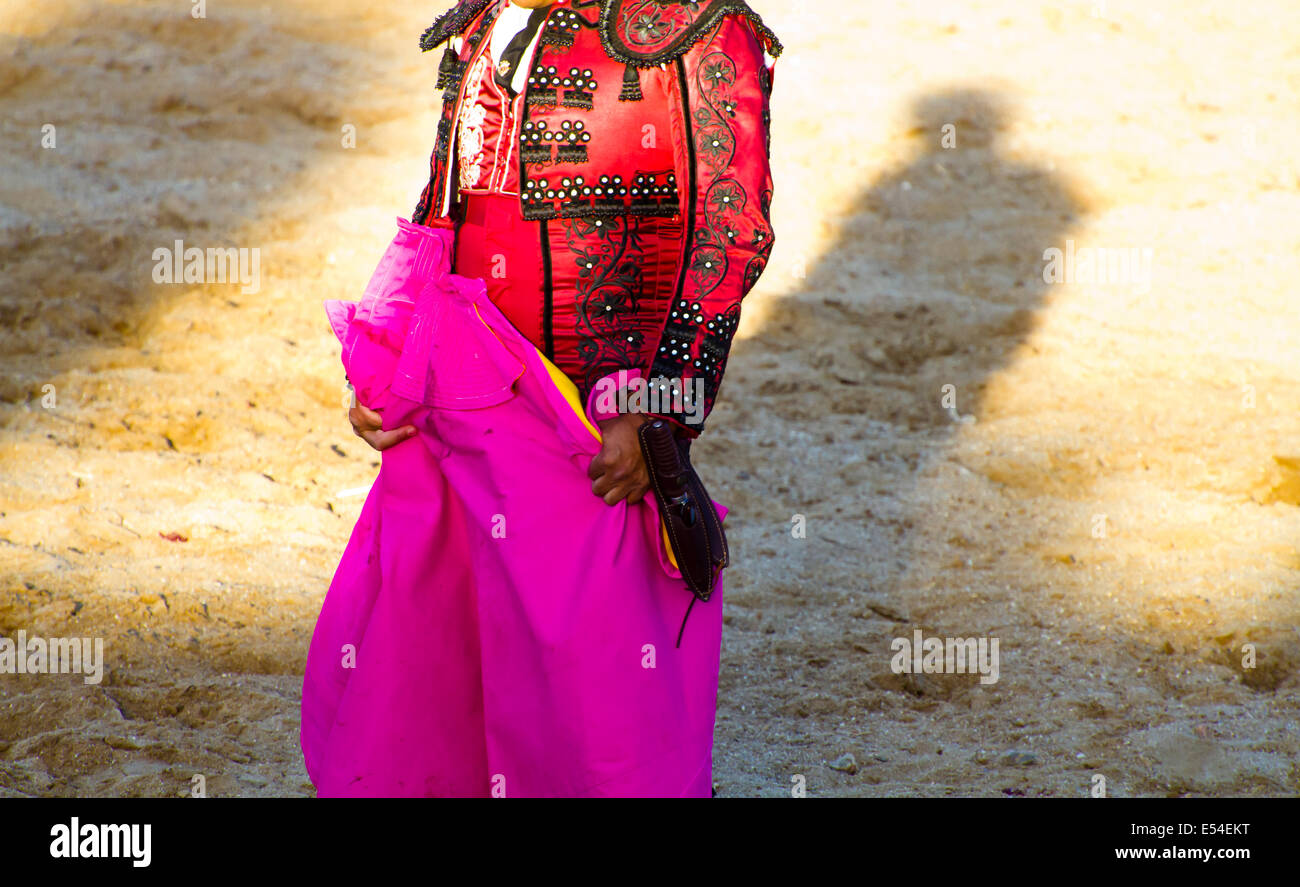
411 0 781 432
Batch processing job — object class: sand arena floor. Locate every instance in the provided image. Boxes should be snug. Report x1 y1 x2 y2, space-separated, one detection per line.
0 0 1297 796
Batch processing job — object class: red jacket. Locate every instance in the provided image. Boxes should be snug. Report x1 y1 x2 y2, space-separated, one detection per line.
412 0 781 432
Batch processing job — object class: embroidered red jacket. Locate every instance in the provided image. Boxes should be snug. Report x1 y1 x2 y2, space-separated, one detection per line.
411 0 781 433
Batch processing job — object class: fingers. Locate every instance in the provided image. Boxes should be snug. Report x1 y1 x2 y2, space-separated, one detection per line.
590 468 615 498
361 425 417 452
348 405 384 434
589 453 630 497
591 469 650 506
594 474 624 505
605 484 639 506
588 430 651 505
599 479 651 506
348 404 414 452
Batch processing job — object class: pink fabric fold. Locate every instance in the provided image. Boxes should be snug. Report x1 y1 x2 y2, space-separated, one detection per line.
302 217 724 797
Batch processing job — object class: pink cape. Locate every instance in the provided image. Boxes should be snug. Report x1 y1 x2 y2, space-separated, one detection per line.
300 217 723 797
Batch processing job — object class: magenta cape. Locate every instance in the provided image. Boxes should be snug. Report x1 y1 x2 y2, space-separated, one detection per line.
300 218 723 797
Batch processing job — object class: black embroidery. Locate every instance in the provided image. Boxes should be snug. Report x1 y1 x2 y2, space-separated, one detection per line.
413 0 503 225
521 117 592 166
542 5 584 49
522 144 553 166
619 63 644 101
651 298 738 408
412 181 434 227
525 64 562 106
514 3 685 220
743 188 773 294
561 91 594 110
698 303 740 382
560 66 599 109
542 29 574 49
557 145 590 163
649 45 756 413
598 0 783 69
433 116 454 162
419 0 494 52
686 50 743 300
654 314 697 373
559 215 651 393
521 171 680 221
436 47 463 91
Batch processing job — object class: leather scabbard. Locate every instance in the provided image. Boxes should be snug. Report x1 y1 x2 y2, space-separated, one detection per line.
637 419 728 601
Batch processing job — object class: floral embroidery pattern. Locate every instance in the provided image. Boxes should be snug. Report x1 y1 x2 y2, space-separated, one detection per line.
743 187 774 295
600 0 782 68
649 38 771 418
686 49 742 301
559 215 651 393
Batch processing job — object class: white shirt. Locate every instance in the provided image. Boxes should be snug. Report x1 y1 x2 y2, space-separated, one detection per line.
488 1 547 95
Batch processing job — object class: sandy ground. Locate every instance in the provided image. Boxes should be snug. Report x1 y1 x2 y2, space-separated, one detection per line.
1 0 1297 797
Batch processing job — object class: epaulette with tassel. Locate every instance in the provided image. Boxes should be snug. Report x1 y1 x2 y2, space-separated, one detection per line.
419 0 494 52
598 0 783 77
435 46 464 92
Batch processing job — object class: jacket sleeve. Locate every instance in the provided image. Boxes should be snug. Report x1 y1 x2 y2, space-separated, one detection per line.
646 13 776 436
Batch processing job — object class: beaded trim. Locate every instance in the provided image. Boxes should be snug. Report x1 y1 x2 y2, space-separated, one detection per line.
419 0 494 52
598 0 783 69
520 170 681 221
421 1 783 65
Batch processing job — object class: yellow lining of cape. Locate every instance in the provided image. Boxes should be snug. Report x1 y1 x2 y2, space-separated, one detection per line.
466 303 678 571
537 348 601 442
533 347 679 571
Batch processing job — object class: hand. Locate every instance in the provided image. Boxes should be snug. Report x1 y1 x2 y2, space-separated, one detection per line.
588 412 652 505
348 403 417 452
